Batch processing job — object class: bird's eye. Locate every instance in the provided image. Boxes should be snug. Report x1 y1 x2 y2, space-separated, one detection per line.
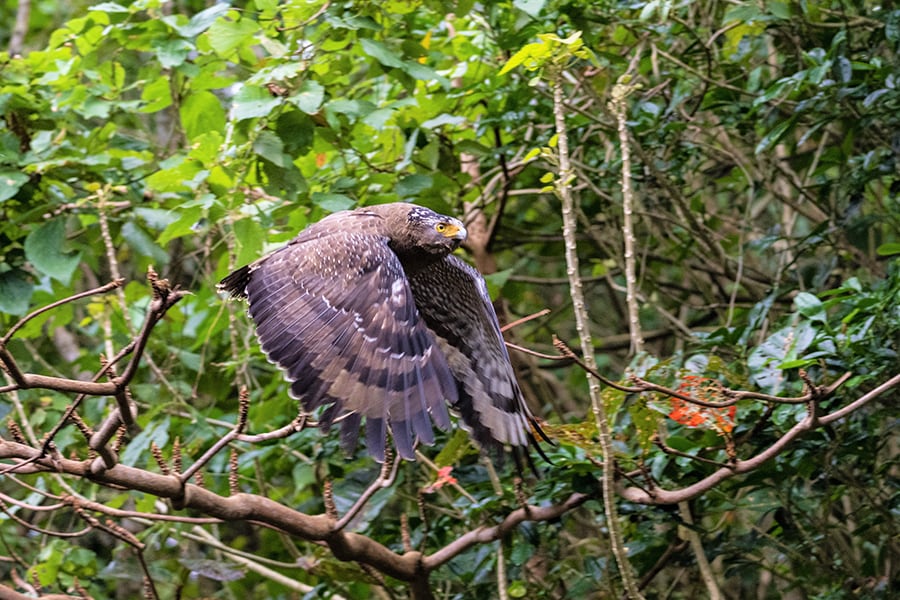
435 223 447 233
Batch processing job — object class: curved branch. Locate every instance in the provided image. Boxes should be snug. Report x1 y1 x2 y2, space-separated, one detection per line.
0 440 423 582
621 372 897 505
422 492 589 570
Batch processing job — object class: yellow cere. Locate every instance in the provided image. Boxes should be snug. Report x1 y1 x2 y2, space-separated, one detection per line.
436 222 459 237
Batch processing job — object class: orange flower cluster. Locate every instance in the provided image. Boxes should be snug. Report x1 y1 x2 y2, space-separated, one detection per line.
423 466 458 494
668 375 737 435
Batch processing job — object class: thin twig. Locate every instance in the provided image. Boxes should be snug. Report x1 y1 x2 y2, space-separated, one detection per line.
0 279 124 345
333 452 400 532
678 502 722 600
499 308 551 333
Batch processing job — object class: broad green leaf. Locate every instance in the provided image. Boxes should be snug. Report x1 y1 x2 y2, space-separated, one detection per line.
433 428 475 467
507 580 528 598
0 170 28 202
326 99 376 119
158 206 205 246
88 2 130 13
401 62 450 88
0 269 33 315
180 91 226 141
768 0 792 19
121 222 169 265
24 219 81 284
383 0 418 14
748 322 816 393
120 417 171 467
482 268 512 299
359 38 405 68
779 358 816 369
396 173 432 198
513 0 546 17
456 140 492 156
153 38 193 68
311 192 355 213
207 16 260 57
253 130 286 166
421 114 466 129
794 292 826 322
140 76 172 113
875 242 900 256
179 3 232 38
499 41 548 75
233 217 265 267
146 158 207 193
232 85 281 121
887 10 900 42
290 80 324 114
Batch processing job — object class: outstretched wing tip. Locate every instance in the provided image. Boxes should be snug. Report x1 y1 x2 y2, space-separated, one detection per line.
218 264 254 299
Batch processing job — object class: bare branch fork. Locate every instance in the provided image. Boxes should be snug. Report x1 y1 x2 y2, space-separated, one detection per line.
0 269 187 477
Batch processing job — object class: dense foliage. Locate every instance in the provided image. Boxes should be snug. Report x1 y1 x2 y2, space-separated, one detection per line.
1 0 897 598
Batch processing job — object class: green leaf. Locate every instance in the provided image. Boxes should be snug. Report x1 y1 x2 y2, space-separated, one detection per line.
120 417 170 467
456 140 492 157
748 322 816 393
507 580 528 598
401 62 450 88
232 85 281 121
875 242 900 256
433 428 475 466
24 219 81 284
153 38 193 69
767 0 792 19
396 174 433 198
207 16 260 57
482 268 512 299
628 401 659 452
180 91 226 141
232 217 265 267
0 269 33 315
779 358 816 370
179 3 231 38
794 291 825 322
0 170 28 202
311 192 355 213
146 158 207 193
158 205 205 246
421 114 466 129
887 10 900 42
522 147 541 162
513 0 546 17
253 130 286 166
755 115 797 154
88 2 130 13
121 222 170 265
359 38 405 68
290 80 324 114
140 76 172 113
499 40 550 75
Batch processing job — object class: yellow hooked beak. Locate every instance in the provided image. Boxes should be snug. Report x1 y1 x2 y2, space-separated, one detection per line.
435 219 467 240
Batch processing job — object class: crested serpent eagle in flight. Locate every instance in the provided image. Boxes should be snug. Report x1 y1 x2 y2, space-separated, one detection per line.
218 202 549 469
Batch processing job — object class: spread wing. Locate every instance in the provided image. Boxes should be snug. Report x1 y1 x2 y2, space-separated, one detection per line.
406 255 546 467
219 216 455 461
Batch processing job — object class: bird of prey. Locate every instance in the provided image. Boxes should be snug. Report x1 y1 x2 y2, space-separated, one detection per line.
219 202 548 469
